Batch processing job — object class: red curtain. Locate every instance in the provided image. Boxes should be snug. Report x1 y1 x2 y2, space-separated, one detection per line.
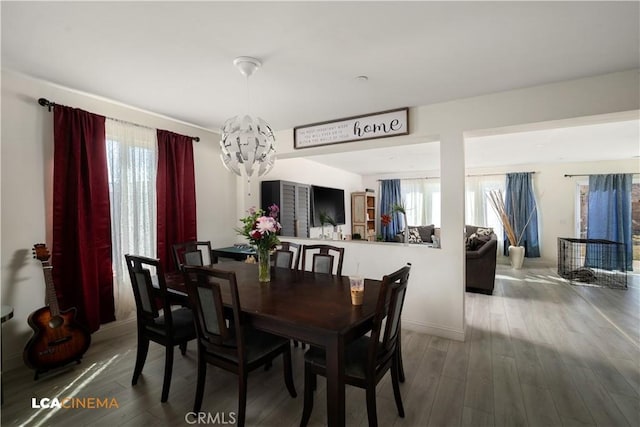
52 106 115 333
156 129 197 272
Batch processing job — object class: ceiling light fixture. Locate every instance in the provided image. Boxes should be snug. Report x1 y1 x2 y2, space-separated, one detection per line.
220 56 276 188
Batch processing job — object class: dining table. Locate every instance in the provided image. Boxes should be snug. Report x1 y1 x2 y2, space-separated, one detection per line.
164 262 381 427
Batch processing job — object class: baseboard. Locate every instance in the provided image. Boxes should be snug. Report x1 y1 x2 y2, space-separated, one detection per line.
2 316 137 373
402 319 465 342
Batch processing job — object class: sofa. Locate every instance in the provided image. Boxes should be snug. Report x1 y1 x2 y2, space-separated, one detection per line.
393 225 436 244
465 225 498 294
394 224 497 294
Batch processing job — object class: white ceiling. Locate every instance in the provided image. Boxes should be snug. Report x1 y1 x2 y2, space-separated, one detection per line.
2 2 639 174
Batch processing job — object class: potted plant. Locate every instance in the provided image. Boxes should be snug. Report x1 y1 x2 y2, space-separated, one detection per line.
391 203 409 245
380 213 392 241
487 189 536 269
319 212 337 239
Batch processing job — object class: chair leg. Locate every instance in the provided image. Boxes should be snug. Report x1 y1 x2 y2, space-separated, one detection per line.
365 381 378 427
391 358 405 417
237 372 248 427
132 335 149 385
160 345 174 403
179 342 187 356
193 350 207 413
300 366 315 427
283 346 297 397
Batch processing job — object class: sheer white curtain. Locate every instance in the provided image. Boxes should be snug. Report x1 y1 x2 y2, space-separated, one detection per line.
465 175 504 252
106 119 158 320
401 178 441 226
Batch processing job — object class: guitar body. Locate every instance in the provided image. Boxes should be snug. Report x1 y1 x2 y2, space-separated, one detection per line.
23 306 91 375
25 243 92 379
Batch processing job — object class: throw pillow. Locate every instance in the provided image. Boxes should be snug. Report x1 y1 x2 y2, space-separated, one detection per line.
416 225 435 242
475 227 493 237
467 232 492 250
407 228 423 243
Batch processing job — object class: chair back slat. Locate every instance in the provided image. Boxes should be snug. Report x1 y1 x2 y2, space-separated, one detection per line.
312 253 334 274
133 269 156 316
276 242 301 270
184 250 204 267
369 264 411 364
274 250 294 269
172 241 213 271
125 254 172 326
192 279 229 344
382 285 407 354
301 244 345 276
184 266 245 358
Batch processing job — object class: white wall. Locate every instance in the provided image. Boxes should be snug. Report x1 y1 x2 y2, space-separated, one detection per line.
0 70 235 370
2 69 638 369
363 158 640 267
282 237 464 340
243 70 640 343
236 157 364 238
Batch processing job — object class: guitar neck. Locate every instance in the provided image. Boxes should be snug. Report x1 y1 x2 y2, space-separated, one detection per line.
42 265 61 317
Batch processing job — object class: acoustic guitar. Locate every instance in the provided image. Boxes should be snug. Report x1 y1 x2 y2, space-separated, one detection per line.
24 244 91 379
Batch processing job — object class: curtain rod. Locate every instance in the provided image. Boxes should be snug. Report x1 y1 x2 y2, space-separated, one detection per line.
377 177 439 181
37 98 200 142
467 171 537 177
377 171 537 181
564 173 639 177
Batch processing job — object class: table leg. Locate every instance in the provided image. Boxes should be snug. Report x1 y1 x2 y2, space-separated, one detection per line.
325 336 345 427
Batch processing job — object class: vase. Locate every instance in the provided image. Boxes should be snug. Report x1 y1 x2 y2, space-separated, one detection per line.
508 245 525 269
257 247 271 283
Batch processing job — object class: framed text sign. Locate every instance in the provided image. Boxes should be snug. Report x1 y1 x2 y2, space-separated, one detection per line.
294 107 409 149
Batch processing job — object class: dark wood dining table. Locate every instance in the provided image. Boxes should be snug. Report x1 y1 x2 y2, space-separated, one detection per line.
164 262 381 427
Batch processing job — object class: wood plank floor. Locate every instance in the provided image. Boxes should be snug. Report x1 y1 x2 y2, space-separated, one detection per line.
2 266 638 426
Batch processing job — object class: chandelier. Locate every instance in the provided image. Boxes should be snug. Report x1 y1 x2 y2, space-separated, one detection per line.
220 56 276 181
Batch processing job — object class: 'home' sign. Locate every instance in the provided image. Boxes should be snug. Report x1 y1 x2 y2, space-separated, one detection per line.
294 108 409 149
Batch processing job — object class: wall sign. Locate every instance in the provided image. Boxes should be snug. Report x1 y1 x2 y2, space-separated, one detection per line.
294 107 409 149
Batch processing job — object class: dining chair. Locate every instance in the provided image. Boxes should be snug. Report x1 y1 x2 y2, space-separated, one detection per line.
273 241 304 349
273 241 301 269
300 263 411 427
124 254 197 403
300 244 345 276
183 266 297 427
172 241 213 271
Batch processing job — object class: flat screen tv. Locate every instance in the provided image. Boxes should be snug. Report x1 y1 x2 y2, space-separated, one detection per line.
311 185 346 227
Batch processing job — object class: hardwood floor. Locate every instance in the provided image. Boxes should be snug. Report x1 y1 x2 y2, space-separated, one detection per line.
2 266 638 426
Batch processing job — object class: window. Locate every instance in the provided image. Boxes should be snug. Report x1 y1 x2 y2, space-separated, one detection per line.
465 175 505 253
106 119 158 319
577 179 640 263
401 179 441 227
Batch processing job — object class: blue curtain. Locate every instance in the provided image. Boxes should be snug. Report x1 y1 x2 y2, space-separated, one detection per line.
586 174 632 271
380 179 402 241
504 172 540 257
